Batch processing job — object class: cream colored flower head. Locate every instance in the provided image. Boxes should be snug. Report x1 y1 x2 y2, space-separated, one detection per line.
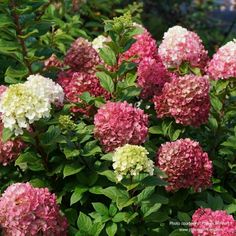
0 74 64 135
112 144 154 181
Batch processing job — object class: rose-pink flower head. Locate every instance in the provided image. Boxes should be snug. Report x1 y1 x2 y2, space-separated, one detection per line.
191 208 236 236
207 39 236 80
0 182 68 236
94 101 149 152
64 37 101 73
153 74 210 127
158 26 208 69
44 54 63 70
156 138 212 192
119 28 158 64
57 70 110 115
0 122 26 166
137 55 171 99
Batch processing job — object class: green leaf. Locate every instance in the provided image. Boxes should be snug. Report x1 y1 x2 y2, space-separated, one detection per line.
112 212 131 223
82 140 102 157
99 46 117 66
77 212 93 232
137 186 155 203
15 152 44 171
70 186 88 205
40 125 61 145
142 176 167 187
64 147 80 159
2 128 13 142
92 202 109 216
170 230 192 236
225 203 236 214
106 222 117 236
149 126 163 135
109 204 117 217
96 71 114 93
101 153 113 161
63 163 85 178
98 170 116 182
90 222 105 236
211 95 223 111
177 212 191 222
143 203 162 218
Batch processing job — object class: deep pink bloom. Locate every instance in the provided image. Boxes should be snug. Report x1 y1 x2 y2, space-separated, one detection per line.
158 26 208 69
44 54 63 69
0 122 25 166
137 55 171 99
191 208 236 236
0 182 68 236
57 70 110 115
94 101 148 152
207 39 236 80
64 37 101 73
119 29 157 63
153 74 210 127
156 138 212 191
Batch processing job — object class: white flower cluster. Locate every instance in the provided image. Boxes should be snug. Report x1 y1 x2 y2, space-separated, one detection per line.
0 74 64 135
112 144 154 181
92 35 109 52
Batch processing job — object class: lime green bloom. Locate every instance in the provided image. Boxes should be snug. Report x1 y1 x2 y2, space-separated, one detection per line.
112 144 154 181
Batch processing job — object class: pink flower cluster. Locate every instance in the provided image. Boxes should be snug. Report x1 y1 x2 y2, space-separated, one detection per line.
94 101 148 152
153 74 210 127
64 37 101 73
0 182 68 236
57 70 110 115
119 29 157 63
44 54 63 69
191 208 236 236
207 39 236 80
0 123 25 166
137 55 171 99
156 138 212 192
158 26 208 69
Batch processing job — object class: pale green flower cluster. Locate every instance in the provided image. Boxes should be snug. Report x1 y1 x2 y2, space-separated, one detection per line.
92 35 109 52
0 74 64 136
112 144 154 181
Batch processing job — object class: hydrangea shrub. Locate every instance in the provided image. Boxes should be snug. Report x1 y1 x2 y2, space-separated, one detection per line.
0 2 236 236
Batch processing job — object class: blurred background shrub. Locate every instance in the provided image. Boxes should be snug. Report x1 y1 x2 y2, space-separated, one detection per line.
0 0 235 83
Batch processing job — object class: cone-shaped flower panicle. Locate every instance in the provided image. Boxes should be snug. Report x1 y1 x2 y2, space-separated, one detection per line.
119 27 157 63
191 208 236 236
57 70 110 115
0 182 68 236
137 55 171 99
158 26 208 69
113 144 154 181
156 138 212 191
153 74 210 127
94 101 148 152
64 37 101 73
0 74 64 135
207 39 236 80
